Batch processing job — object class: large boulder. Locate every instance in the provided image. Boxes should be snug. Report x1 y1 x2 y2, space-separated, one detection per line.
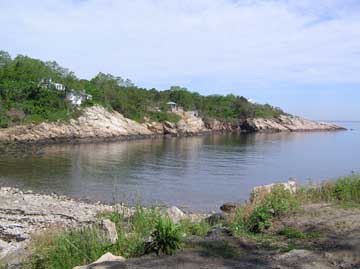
250 179 297 202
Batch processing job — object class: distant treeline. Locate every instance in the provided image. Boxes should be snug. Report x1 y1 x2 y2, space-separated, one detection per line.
0 50 285 128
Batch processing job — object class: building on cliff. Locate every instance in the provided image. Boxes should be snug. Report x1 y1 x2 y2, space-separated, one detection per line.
40 78 92 106
40 78 65 91
167 101 184 113
66 90 92 106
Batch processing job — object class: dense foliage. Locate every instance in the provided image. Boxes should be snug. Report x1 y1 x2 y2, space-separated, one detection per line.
0 50 285 128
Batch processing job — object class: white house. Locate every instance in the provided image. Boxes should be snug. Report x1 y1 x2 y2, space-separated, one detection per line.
53 82 65 91
40 78 65 91
66 90 92 106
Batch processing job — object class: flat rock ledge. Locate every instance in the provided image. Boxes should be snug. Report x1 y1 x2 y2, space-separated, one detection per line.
0 187 117 264
0 187 206 265
0 106 345 144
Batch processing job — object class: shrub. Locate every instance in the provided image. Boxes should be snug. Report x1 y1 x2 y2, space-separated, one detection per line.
148 217 182 255
263 185 299 217
230 185 299 235
149 111 181 123
246 204 273 233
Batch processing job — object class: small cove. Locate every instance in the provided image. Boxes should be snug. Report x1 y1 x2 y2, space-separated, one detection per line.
0 122 358 212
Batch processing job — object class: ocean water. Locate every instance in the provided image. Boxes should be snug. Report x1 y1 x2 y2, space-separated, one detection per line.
0 122 358 211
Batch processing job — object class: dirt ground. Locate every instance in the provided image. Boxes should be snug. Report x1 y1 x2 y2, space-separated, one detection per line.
85 203 360 269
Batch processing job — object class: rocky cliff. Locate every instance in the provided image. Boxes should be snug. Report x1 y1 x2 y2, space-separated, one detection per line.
0 106 345 143
0 106 153 143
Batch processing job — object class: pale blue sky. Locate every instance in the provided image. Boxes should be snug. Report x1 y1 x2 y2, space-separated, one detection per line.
1 0 360 120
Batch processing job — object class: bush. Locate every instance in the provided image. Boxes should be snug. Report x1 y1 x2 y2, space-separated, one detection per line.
149 111 181 123
148 216 182 255
230 185 299 234
246 204 273 233
263 185 299 217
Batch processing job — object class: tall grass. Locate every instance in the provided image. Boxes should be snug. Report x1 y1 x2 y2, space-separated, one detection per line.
296 174 360 204
26 206 209 269
229 175 360 236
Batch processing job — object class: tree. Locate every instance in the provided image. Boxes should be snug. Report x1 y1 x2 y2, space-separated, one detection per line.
0 51 11 68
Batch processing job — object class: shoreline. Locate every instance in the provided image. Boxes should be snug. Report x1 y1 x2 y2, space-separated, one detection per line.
0 126 346 149
1 175 360 268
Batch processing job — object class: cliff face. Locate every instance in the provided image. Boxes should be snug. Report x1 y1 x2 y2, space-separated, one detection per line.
0 106 153 143
0 106 345 143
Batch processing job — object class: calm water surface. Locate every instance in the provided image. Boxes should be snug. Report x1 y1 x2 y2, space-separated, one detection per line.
0 122 359 211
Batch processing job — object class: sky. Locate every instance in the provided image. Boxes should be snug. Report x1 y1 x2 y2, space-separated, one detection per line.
1 0 360 120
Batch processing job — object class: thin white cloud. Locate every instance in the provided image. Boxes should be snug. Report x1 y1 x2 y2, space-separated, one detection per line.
1 0 360 91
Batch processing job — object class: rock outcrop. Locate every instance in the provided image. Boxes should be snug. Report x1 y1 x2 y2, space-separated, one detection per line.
0 187 116 264
0 106 153 143
242 115 344 132
0 106 345 144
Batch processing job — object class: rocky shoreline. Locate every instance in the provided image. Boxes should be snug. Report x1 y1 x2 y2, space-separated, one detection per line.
2 180 360 269
0 187 206 265
0 106 345 145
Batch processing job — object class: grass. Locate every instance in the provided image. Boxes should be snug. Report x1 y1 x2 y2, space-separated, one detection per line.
26 206 212 269
278 227 321 240
180 219 211 237
147 216 183 255
226 175 360 253
229 185 299 235
296 174 360 206
24 174 360 268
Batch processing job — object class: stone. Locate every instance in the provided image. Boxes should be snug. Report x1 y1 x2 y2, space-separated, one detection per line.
251 179 297 202
163 124 178 135
276 249 314 260
73 252 125 269
99 219 118 244
220 203 240 213
166 206 186 223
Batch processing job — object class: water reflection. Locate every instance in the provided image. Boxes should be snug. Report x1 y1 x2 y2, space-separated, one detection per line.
0 123 359 211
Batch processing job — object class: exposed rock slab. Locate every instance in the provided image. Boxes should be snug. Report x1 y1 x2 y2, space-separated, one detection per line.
242 115 344 132
0 106 153 143
0 187 116 263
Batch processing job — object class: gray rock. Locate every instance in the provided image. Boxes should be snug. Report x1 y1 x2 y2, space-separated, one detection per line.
99 219 118 244
166 206 186 223
220 203 240 213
